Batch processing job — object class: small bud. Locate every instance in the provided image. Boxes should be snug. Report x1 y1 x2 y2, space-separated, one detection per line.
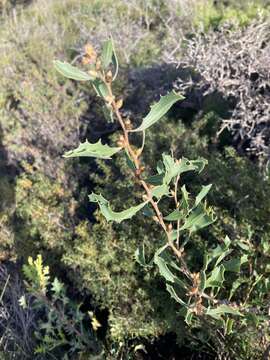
105 70 113 83
115 98 123 109
84 44 97 61
167 223 173 231
88 70 98 78
96 59 101 70
82 56 91 65
142 194 148 201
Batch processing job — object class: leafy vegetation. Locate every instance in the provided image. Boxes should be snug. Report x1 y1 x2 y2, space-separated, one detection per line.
0 0 270 359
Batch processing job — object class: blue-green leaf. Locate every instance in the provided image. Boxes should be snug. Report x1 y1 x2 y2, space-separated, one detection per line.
89 193 147 223
63 140 121 159
54 60 94 81
132 92 184 132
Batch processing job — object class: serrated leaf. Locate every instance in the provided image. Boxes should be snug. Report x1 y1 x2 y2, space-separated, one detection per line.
206 304 242 320
205 265 225 288
164 209 183 221
89 193 147 223
54 60 94 81
63 140 121 159
162 155 207 185
51 278 64 295
166 284 187 307
154 255 175 283
151 184 170 199
180 204 215 233
132 92 184 132
195 184 212 207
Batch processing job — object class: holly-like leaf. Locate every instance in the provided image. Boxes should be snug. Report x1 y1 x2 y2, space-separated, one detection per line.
154 255 176 283
63 140 121 159
195 184 212 207
180 204 215 233
135 245 149 267
89 193 147 223
54 60 94 81
205 265 225 288
162 155 208 185
206 304 242 320
151 184 170 199
132 92 184 132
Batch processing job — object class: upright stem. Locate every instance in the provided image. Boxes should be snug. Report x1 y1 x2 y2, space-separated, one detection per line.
105 79 192 280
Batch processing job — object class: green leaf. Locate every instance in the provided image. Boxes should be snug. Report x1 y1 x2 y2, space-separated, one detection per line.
132 92 184 132
164 209 183 221
54 60 94 81
181 185 189 212
199 271 206 291
63 140 121 159
89 193 147 223
92 78 110 98
195 184 212 207
124 151 137 171
144 173 164 186
180 205 215 233
166 284 187 307
101 39 113 68
151 184 170 199
141 204 155 217
205 265 225 288
206 305 242 320
185 309 194 325
154 255 175 283
162 155 207 186
135 245 148 267
51 278 64 295
224 318 234 335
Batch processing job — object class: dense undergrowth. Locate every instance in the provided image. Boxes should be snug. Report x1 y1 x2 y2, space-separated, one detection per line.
0 0 270 359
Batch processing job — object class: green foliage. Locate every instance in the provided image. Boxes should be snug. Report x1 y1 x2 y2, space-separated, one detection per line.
132 92 184 132
56 40 270 359
64 139 121 159
20 255 101 359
